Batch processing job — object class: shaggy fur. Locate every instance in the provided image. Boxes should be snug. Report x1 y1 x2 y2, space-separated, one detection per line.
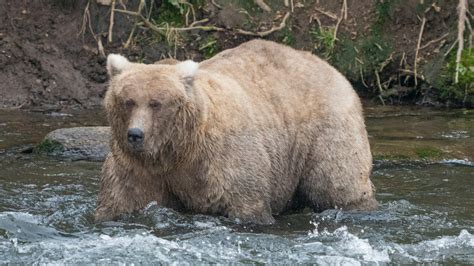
95 40 377 224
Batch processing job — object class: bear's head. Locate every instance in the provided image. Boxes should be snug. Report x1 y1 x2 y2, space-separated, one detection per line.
105 54 206 158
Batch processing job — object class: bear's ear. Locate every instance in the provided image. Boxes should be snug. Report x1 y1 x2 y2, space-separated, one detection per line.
177 60 199 79
107 54 131 77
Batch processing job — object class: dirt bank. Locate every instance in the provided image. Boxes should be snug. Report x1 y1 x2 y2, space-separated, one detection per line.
0 0 472 110
0 0 106 110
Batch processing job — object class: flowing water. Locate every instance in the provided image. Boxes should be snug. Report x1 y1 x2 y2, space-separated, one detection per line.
0 107 473 264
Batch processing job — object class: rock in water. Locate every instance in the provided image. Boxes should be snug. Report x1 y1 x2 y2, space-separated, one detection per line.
37 127 110 161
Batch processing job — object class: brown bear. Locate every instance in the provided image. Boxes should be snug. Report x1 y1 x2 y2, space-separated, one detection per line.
95 40 377 224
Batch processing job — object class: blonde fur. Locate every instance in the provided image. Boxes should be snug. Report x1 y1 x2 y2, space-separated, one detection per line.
106 54 131 76
95 40 377 224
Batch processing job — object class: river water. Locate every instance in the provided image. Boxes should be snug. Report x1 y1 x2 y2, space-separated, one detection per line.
0 107 473 264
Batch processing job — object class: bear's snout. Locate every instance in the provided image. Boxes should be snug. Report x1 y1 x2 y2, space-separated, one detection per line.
127 127 144 147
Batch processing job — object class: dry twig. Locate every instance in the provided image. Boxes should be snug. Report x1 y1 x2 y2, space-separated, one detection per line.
255 0 271 12
399 52 406 68
444 39 459 57
108 0 116 43
113 9 225 33
332 0 348 45
374 70 385 105
237 12 291 37
78 1 90 37
314 7 337 20
123 0 145 48
112 1 292 46
211 0 222 9
183 2 196 26
97 38 105 58
359 66 369 88
78 1 105 57
379 52 394 72
190 18 209 27
124 21 139 49
465 16 472 49
455 0 467 83
420 32 449 50
342 0 348 20
414 16 426 86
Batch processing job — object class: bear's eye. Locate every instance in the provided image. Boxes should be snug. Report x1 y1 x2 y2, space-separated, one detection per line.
149 100 162 110
124 99 135 108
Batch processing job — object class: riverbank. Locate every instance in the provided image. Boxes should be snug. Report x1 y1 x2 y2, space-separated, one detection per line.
0 0 472 110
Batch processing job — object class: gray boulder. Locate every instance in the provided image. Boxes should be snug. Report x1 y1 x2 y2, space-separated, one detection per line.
37 127 110 161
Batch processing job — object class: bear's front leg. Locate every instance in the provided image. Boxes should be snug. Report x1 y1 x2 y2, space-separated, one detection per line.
214 142 276 225
94 153 170 222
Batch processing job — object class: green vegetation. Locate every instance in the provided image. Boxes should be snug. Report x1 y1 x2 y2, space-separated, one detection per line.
143 0 205 47
35 139 64 154
373 146 446 162
327 37 358 80
153 1 186 26
199 35 219 59
167 0 190 15
432 48 474 105
329 33 393 95
358 35 393 77
148 0 187 46
373 0 399 30
312 0 396 100
106 0 471 106
415 147 444 159
310 26 335 58
281 27 296 46
373 153 411 161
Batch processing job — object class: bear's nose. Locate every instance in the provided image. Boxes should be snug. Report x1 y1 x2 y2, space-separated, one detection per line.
127 128 144 145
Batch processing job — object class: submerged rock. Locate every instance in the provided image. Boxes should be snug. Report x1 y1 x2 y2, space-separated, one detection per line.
37 127 110 161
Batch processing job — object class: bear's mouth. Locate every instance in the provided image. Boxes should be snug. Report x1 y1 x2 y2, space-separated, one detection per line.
127 142 144 153
125 136 145 153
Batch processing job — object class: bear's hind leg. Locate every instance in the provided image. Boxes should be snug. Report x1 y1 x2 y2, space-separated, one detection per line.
297 165 377 213
297 120 377 212
227 201 276 225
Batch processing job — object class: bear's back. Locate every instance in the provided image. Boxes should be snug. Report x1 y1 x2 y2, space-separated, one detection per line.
197 39 361 127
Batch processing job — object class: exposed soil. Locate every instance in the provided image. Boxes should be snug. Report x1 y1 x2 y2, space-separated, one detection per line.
0 0 106 110
0 0 470 110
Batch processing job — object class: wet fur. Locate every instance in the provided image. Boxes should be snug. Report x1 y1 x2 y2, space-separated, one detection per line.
95 40 378 224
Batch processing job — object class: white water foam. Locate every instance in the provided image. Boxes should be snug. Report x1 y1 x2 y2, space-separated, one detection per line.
1 212 473 264
303 224 391 263
394 229 474 262
303 222 474 264
440 159 474 166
